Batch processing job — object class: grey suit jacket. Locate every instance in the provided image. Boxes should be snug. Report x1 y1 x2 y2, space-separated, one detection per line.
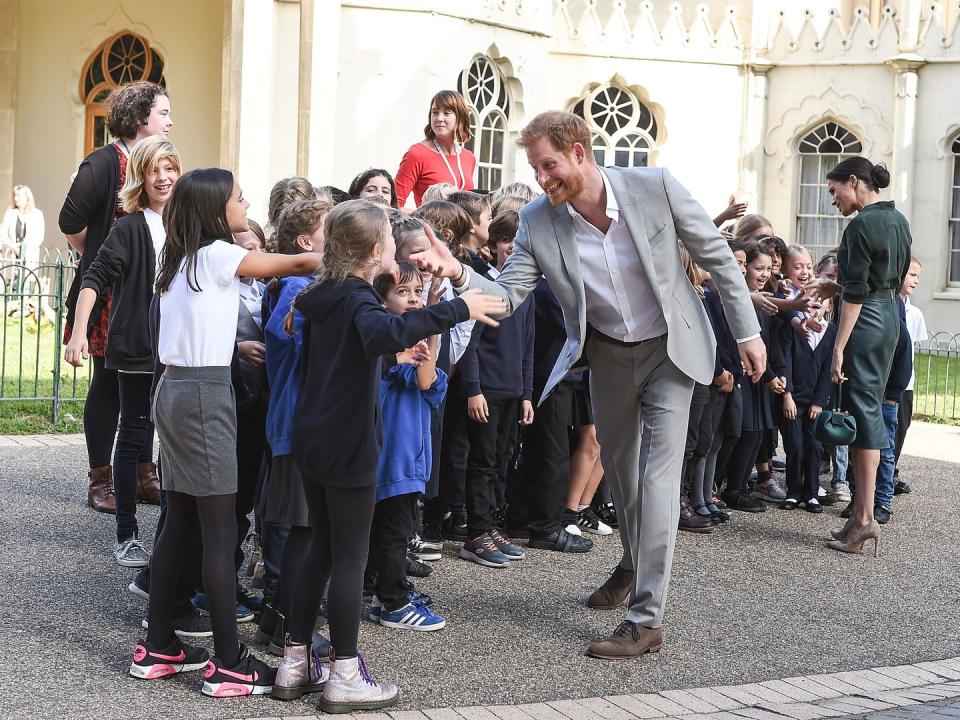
465 166 760 402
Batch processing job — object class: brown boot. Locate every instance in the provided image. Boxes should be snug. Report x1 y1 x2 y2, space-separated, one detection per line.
87 465 117 514
587 620 663 660
136 462 161 505
586 564 634 609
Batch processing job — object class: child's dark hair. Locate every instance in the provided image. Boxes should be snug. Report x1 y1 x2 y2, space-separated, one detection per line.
758 234 787 262
487 210 518 256
156 168 235 293
247 219 266 249
727 238 745 253
349 168 398 209
447 190 489 225
276 198 334 255
815 252 838 275
413 200 473 259
391 215 429 257
373 261 421 299
743 240 773 266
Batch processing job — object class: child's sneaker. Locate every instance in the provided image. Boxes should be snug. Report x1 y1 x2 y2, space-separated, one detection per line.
592 500 619 529
129 638 209 680
576 507 614 536
319 653 399 713
192 592 254 623
832 482 852 502
201 643 276 697
489 528 526 559
408 535 441 562
271 640 328 700
379 601 446 631
750 478 786 502
459 534 511 568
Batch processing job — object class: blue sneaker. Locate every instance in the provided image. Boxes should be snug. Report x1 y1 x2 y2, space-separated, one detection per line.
379 601 446 631
192 592 254 623
237 585 263 613
370 587 432 622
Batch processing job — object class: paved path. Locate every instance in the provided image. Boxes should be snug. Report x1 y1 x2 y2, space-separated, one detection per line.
1 427 957 719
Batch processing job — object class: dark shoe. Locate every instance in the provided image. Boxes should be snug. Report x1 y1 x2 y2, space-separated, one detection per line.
779 498 800 510
874 505 892 524
141 609 213 638
593 500 619 529
129 637 209 679
587 620 662 660
256 601 281 644
489 528 525 560
405 554 433 578
528 528 593 553
577 506 615 536
491 505 508 530
804 498 824 514
459 534 511 568
587 565 634 609
894 480 912 495
819 490 839 507
201 643 276 697
771 457 786 472
444 512 469 541
87 465 117 513
723 491 767 513
840 501 853 519
420 522 443 551
712 494 729 512
136 462 161 505
127 567 150 600
408 535 441 562
679 497 714 533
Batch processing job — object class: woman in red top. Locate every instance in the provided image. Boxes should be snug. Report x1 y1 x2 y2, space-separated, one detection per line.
395 90 477 208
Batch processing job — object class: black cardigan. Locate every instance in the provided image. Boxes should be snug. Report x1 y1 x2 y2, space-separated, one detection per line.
59 143 122 329
291 276 470 488
80 212 157 372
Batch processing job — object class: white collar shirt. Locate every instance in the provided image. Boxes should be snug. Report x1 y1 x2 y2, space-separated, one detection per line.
565 168 667 342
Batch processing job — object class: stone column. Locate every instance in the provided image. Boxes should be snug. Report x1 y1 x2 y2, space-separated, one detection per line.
741 58 772 211
0 0 18 203
885 53 925 222
299 0 341 183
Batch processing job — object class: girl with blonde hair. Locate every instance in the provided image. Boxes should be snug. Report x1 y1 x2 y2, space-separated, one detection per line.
65 135 181 566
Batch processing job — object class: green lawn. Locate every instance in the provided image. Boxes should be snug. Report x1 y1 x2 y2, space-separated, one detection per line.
913 352 959 424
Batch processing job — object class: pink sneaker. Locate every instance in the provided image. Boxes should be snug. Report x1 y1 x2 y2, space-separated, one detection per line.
200 643 276 697
129 638 209 680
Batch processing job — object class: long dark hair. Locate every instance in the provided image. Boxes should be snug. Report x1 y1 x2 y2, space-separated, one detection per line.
825 156 891 191
155 168 235 293
349 168 398 209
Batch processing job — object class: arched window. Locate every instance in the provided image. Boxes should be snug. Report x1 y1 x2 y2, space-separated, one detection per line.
457 56 510 191
572 84 659 168
796 121 863 260
80 31 166 156
950 137 960 286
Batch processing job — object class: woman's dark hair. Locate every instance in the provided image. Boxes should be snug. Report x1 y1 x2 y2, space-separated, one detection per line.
373 261 421 299
156 168 235 293
106 81 168 139
826 156 891 191
743 240 773 266
349 169 398 209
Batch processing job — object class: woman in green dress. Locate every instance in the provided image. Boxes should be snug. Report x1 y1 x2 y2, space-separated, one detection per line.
821 157 911 556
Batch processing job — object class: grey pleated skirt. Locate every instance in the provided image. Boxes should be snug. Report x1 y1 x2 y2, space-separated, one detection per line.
152 365 238 496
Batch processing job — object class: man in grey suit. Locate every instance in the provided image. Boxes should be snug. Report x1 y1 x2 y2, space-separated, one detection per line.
413 111 765 659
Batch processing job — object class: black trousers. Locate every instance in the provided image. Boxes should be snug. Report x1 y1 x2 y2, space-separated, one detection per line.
115 372 153 541
372 492 417 612
779 405 822 501
894 389 913 469
437 383 470 517
726 430 763 496
234 398 267 573
465 397 518 536
507 382 571 537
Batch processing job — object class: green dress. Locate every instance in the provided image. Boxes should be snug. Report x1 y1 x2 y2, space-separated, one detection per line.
836 201 912 449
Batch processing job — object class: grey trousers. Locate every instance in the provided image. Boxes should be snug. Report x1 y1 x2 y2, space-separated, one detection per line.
587 335 694 628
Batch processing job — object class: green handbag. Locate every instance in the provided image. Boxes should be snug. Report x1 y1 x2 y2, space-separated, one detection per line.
814 384 857 446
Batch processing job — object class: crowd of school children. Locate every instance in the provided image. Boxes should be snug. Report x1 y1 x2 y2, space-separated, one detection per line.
61 81 928 713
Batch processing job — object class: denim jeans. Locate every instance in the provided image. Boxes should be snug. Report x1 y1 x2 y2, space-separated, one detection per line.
875 401 899 510
832 444 849 486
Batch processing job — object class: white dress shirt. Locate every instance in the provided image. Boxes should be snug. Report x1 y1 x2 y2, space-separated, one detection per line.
904 297 928 391
565 168 667 342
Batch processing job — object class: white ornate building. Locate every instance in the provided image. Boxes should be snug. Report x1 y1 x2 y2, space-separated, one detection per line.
2 0 959 330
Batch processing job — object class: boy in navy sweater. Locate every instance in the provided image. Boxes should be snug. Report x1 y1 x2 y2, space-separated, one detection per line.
458 212 535 568
777 298 837 511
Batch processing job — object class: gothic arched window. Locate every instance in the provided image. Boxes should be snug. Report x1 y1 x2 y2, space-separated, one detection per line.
796 121 863 260
950 136 960 286
572 84 659 168
458 56 511 191
80 31 166 155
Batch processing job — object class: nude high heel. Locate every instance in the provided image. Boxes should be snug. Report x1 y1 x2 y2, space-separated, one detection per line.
830 516 856 541
826 520 880 557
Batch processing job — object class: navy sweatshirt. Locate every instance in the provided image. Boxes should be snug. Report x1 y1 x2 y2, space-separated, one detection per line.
291 276 470 487
702 284 743 381
459 273 534 403
531 278 566 401
885 295 913 403
780 322 837 409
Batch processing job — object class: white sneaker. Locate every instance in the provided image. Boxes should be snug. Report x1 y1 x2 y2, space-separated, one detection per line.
576 507 613 536
832 483 852 502
318 653 399 713
115 537 150 567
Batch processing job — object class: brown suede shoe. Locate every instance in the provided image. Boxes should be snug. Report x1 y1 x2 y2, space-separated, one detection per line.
586 564 634 609
587 620 662 660
87 465 117 514
679 495 713 534
136 462 161 505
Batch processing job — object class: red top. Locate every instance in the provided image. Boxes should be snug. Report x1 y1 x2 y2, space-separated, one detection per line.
395 142 477 207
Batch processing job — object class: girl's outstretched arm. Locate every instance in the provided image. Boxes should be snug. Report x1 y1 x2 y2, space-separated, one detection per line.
238 251 322 279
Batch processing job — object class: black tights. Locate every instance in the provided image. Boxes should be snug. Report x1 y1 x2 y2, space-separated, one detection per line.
147 490 239 666
726 430 763 496
279 525 313 619
84 356 153 468
288 483 375 658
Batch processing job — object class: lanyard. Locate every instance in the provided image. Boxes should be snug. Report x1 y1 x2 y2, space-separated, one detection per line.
434 140 466 189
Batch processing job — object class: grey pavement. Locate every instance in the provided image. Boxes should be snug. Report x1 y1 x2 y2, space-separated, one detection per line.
1 442 959 720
